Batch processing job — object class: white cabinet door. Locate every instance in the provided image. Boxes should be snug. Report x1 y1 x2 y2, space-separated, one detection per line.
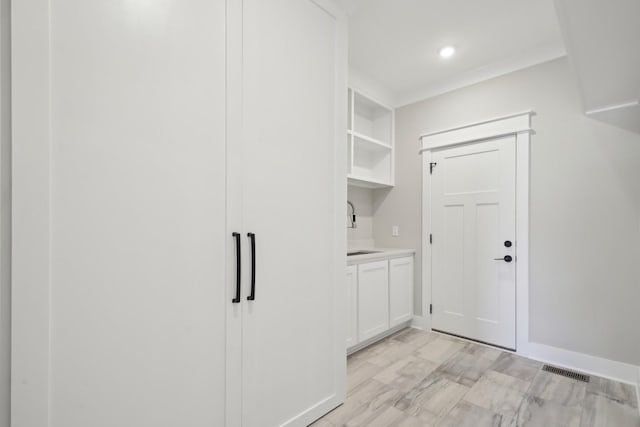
390 257 414 327
357 260 389 342
240 0 346 426
346 265 358 348
11 1 228 426
431 136 516 349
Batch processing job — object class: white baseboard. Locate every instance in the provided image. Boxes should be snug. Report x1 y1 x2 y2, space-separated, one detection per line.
410 315 430 331
347 321 411 356
525 342 639 385
636 367 640 417
407 322 639 389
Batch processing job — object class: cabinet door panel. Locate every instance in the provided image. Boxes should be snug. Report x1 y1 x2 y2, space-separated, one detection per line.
241 0 345 426
390 257 414 327
12 1 228 426
346 266 358 349
357 261 389 342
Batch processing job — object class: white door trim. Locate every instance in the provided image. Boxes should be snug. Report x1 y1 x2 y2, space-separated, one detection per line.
11 0 52 425
420 111 533 355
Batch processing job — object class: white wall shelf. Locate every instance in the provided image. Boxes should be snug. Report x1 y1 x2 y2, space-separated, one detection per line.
347 174 392 189
348 88 395 188
348 130 391 149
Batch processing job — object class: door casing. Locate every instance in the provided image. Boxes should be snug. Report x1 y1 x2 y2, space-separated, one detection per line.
420 111 533 355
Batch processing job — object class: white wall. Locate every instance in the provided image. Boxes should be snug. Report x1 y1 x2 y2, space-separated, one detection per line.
349 68 395 108
347 185 374 248
0 0 10 424
373 57 640 366
371 150 421 313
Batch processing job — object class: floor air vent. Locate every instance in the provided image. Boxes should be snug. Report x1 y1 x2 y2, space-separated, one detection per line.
542 364 590 382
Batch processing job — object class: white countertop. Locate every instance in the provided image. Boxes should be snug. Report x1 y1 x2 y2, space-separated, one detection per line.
346 248 416 265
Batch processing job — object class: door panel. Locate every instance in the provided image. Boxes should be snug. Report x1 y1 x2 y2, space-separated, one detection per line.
346 266 358 349
241 0 342 425
431 137 516 349
476 203 501 322
22 1 229 426
442 204 465 316
389 257 414 327
357 261 389 342
443 149 500 194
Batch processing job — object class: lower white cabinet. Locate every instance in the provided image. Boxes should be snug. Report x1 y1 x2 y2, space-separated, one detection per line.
390 257 415 327
357 260 390 342
346 265 358 348
347 253 415 350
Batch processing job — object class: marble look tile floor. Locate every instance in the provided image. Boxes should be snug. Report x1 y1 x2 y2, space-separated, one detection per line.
312 328 640 427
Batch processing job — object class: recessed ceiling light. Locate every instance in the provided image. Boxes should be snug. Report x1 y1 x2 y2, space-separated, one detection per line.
439 46 456 58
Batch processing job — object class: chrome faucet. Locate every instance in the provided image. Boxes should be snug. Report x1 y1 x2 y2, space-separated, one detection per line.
347 201 357 229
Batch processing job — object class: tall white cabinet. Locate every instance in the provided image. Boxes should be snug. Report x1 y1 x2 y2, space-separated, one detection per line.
11 1 347 426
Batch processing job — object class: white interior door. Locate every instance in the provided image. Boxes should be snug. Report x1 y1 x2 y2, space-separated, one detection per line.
12 1 228 426
241 0 345 426
431 136 516 349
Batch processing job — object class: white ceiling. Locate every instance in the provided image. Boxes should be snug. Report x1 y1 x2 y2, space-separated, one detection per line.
554 0 640 133
338 0 567 106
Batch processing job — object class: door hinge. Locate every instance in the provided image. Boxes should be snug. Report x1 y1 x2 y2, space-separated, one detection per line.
429 162 437 175
429 304 433 314
429 234 432 244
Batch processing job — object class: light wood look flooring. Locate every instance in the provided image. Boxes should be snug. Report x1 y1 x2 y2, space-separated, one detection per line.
312 328 640 427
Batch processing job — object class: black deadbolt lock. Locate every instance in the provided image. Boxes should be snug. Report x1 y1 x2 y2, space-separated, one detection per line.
504 240 512 248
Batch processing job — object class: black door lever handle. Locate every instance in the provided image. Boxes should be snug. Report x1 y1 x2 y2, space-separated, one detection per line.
493 255 513 262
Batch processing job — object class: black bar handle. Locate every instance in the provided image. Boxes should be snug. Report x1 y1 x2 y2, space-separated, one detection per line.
247 233 256 301
232 232 241 303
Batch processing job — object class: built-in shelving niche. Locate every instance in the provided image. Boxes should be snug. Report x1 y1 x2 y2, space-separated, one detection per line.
347 89 394 188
